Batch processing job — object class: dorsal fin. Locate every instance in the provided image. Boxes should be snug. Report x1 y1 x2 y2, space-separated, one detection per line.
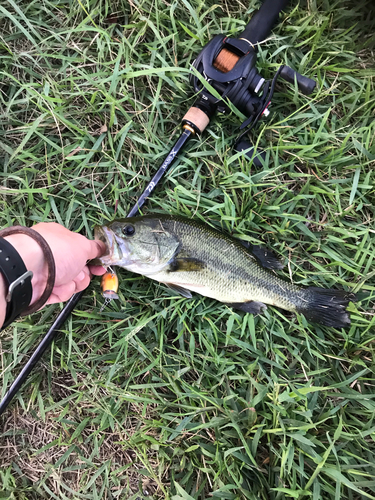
238 240 284 270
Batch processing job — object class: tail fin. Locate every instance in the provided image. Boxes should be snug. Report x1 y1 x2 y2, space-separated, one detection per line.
296 287 356 328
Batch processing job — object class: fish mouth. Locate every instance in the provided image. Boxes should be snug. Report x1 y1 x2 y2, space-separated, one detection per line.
93 225 124 267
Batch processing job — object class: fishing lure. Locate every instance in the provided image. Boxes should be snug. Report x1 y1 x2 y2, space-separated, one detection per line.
100 270 119 310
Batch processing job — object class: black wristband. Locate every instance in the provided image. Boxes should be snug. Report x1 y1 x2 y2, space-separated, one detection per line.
0 238 33 329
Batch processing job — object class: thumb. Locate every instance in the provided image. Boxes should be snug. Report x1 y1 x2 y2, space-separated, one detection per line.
87 239 107 260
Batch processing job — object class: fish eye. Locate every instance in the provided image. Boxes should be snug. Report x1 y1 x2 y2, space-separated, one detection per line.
122 224 135 237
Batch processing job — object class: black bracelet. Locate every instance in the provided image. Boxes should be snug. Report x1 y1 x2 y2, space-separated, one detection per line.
0 238 33 329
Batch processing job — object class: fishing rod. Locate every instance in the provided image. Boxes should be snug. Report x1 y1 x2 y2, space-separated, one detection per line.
0 0 316 416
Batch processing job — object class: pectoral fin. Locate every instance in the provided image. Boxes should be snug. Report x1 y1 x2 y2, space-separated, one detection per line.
168 257 205 272
228 301 267 314
165 283 193 299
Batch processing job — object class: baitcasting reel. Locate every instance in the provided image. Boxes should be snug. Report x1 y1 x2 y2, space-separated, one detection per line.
184 8 316 166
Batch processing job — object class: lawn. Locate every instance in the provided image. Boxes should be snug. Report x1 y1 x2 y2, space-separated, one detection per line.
0 0 374 499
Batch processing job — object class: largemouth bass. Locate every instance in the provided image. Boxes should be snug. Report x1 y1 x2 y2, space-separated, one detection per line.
94 214 355 328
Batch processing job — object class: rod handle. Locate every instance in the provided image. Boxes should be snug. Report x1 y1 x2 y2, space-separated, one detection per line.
238 0 289 45
0 292 83 417
182 107 210 134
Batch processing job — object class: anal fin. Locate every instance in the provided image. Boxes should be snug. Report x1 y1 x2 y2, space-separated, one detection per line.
165 283 192 299
227 301 267 314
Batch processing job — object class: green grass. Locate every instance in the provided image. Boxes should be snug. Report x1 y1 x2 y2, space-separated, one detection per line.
0 0 374 498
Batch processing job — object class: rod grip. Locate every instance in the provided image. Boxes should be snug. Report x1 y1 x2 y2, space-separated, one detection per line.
0 292 83 417
182 107 210 134
238 0 289 45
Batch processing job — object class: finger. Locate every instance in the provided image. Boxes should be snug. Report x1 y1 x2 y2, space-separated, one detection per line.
86 239 107 261
75 266 91 281
46 281 78 304
46 293 67 305
74 270 91 292
46 267 94 304
75 270 87 282
89 265 107 276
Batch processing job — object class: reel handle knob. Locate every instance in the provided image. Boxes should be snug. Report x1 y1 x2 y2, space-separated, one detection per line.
234 139 267 168
279 65 316 95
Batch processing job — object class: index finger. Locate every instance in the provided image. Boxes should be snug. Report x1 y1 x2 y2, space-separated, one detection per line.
89 265 107 276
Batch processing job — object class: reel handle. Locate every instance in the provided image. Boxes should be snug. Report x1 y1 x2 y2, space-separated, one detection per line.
279 65 316 95
234 139 267 168
239 0 289 45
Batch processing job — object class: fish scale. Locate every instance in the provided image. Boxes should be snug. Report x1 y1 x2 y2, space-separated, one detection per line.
151 216 300 310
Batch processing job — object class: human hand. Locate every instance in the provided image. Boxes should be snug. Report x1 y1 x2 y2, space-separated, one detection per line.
4 223 107 306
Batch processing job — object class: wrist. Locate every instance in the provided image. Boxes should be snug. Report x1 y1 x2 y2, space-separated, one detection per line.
3 234 48 307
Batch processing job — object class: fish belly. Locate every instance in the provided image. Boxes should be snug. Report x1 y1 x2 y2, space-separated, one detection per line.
147 268 299 312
